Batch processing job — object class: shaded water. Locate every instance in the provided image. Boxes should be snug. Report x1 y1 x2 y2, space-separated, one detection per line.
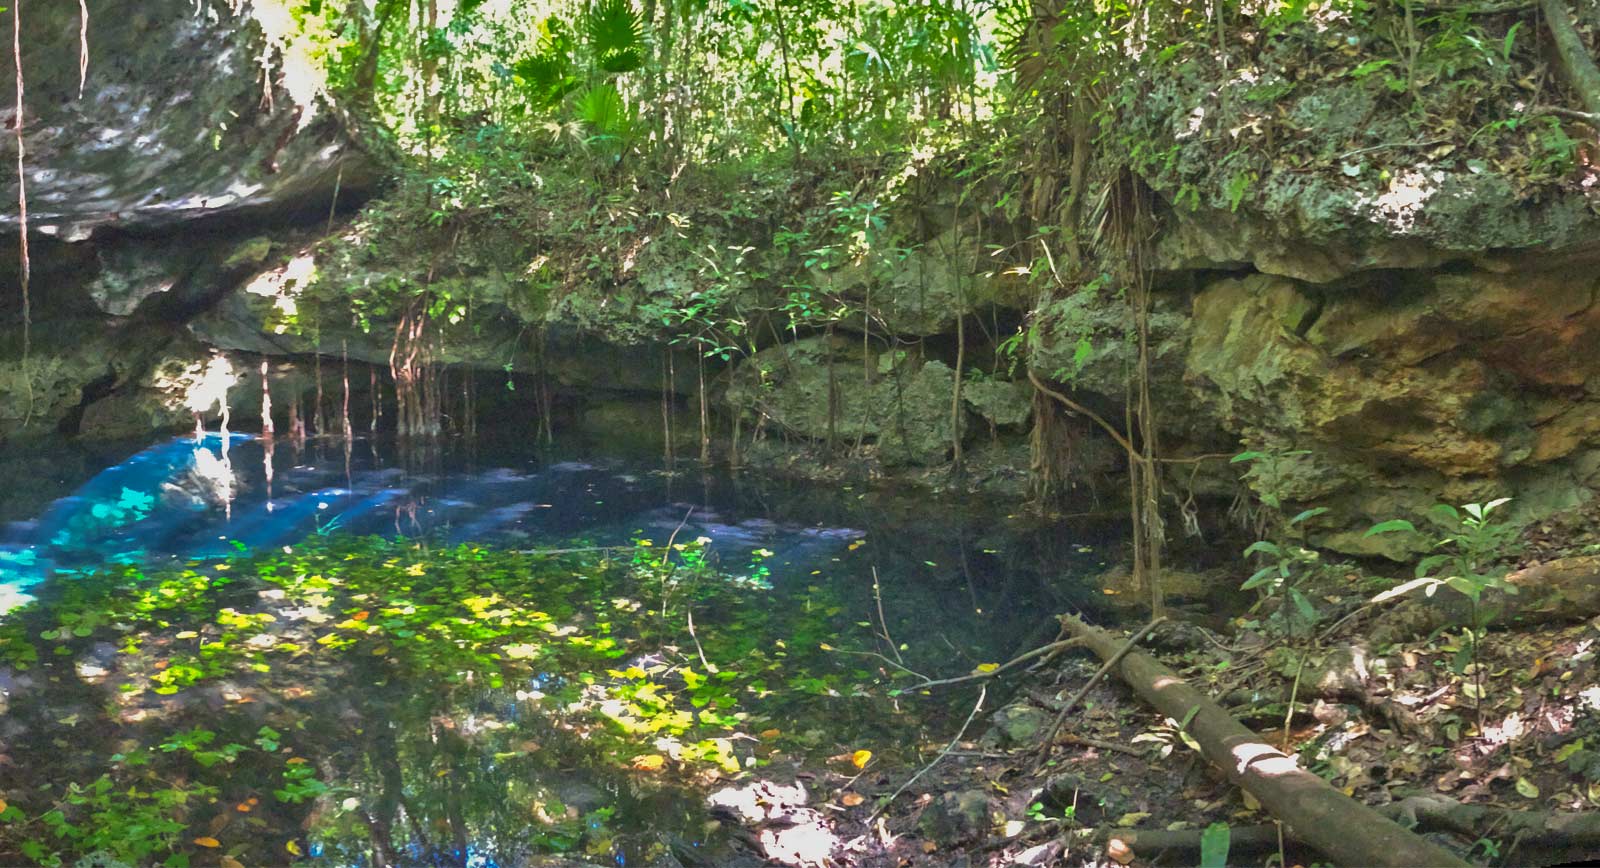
0 432 1126 866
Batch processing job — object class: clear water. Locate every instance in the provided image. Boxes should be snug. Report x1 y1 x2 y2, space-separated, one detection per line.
0 432 1126 866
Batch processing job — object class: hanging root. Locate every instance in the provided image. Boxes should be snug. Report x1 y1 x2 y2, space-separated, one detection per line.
13 0 33 428
1028 384 1079 503
77 0 89 98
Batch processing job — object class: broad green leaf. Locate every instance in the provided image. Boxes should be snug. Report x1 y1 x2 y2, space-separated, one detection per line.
1200 822 1231 868
1241 566 1280 590
1289 507 1330 526
1364 519 1417 537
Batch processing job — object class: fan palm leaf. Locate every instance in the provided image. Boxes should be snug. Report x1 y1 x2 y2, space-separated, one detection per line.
584 0 646 74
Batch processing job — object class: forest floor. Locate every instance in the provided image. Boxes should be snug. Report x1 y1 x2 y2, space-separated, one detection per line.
743 509 1600 868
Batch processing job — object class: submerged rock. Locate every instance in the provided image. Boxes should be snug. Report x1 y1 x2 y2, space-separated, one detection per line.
988 703 1051 746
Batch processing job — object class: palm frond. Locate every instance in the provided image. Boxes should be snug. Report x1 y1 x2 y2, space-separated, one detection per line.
584 0 646 74
574 82 634 139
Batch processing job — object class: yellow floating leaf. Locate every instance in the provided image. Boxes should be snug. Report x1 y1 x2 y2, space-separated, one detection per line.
973 663 999 674
235 802 252 812
221 857 245 868
0 798 7 813
760 728 781 739
819 643 835 652
841 792 866 807
1116 811 1150 827
193 837 221 848
1108 838 1135 865
851 749 872 769
286 840 303 857
284 756 308 764
632 754 666 771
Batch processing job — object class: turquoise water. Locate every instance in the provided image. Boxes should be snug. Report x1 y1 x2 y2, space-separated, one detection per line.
0 433 1120 648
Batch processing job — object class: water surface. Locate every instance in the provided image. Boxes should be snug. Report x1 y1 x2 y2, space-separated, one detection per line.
0 432 1124 866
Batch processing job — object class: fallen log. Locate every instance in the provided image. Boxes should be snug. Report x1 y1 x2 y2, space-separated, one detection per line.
1371 555 1600 644
1057 612 1468 868
1540 0 1600 117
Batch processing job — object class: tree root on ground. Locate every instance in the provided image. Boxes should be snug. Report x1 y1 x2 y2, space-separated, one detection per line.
1105 795 1600 865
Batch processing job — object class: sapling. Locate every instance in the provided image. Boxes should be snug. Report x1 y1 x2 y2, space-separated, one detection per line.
1366 498 1520 725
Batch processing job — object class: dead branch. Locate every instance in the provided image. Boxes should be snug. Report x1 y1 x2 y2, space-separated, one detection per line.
1034 617 1165 770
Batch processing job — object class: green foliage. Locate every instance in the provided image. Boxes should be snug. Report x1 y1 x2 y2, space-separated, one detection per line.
1199 821 1231 868
0 529 914 864
1365 497 1519 608
1232 450 1343 636
1366 497 1521 717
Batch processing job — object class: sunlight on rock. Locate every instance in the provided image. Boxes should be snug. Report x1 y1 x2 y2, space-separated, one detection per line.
760 821 837 867
153 352 238 419
709 780 839 867
244 252 319 333
1362 168 1441 232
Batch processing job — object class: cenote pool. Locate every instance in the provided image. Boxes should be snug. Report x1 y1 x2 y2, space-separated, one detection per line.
0 433 1125 867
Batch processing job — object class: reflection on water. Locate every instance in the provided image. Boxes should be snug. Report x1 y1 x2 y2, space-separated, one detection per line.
0 432 1125 866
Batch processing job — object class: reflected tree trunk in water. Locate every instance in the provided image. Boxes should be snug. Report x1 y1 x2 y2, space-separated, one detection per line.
261 358 274 437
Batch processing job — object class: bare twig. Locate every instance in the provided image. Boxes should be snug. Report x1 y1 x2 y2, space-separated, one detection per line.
827 647 931 682
685 605 711 671
868 685 986 822
1529 104 1600 124
1335 138 1449 160
1053 732 1145 757
1034 617 1165 771
661 506 695 565
871 566 903 665
911 637 1087 690
515 545 630 555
